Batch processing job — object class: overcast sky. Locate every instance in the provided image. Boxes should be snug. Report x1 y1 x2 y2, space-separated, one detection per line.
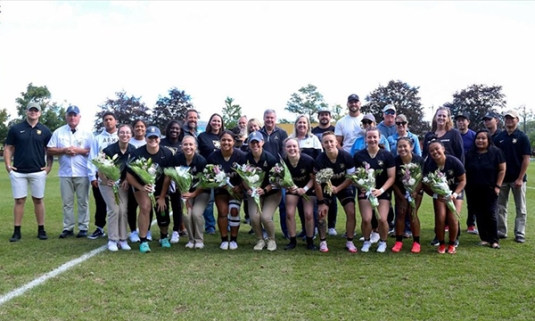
0 1 533 130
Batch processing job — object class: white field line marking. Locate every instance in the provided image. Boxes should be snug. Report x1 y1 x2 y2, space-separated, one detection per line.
0 219 159 307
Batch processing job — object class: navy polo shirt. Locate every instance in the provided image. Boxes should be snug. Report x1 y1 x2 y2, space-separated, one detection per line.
5 121 52 173
494 128 531 182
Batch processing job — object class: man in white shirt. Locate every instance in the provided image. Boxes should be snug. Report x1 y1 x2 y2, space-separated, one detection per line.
47 106 93 238
335 94 364 153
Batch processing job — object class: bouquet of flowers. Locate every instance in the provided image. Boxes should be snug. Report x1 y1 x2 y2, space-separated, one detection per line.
164 166 193 215
92 152 121 205
269 160 309 201
127 157 161 213
195 164 238 199
234 163 265 213
400 162 423 221
347 162 382 220
422 169 460 220
315 168 334 196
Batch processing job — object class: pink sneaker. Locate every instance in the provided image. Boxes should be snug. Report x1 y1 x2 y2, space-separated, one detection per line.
410 242 421 253
391 241 403 253
319 241 329 253
346 241 357 253
437 244 446 254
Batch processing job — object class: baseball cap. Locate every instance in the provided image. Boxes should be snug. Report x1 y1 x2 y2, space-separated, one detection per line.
454 111 469 120
317 107 331 115
248 131 264 143
66 105 81 115
362 113 376 123
347 94 360 102
482 112 498 120
503 110 519 119
145 126 161 138
26 102 41 111
383 104 396 113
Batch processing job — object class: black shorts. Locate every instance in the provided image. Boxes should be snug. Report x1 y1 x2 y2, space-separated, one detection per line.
329 188 354 207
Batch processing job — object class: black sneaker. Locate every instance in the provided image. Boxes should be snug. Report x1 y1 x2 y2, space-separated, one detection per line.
76 230 88 238
284 242 297 250
306 243 317 251
430 237 440 247
515 236 526 243
88 228 106 239
59 230 74 239
37 230 48 240
10 232 21 242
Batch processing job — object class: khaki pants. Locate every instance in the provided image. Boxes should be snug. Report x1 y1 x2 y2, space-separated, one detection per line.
248 191 282 240
497 182 527 238
183 192 210 244
99 183 128 241
60 177 90 231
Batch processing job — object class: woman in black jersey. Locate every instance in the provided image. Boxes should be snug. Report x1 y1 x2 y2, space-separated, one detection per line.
464 130 505 249
391 137 424 253
198 113 224 159
314 131 357 254
282 137 316 251
354 128 395 254
126 126 174 253
173 135 210 249
423 139 466 254
207 130 245 250
243 131 281 252
422 107 464 163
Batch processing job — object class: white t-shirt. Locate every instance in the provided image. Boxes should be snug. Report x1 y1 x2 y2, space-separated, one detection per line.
334 114 364 153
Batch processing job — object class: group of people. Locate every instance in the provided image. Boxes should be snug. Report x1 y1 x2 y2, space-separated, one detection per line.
4 95 531 255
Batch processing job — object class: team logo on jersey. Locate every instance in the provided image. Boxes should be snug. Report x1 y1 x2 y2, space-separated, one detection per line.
213 140 221 149
512 138 517 144
340 163 345 170
36 130 42 135
263 161 268 167
447 170 454 177
378 160 384 167
301 168 306 174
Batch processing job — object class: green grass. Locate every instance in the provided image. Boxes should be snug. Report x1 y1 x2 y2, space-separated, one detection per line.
1 162 535 320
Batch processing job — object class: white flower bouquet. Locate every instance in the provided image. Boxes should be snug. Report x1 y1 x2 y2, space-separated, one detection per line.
347 162 382 220
315 168 334 196
269 160 309 201
127 157 161 213
422 169 460 220
234 163 265 213
92 152 121 205
195 164 239 199
400 162 423 221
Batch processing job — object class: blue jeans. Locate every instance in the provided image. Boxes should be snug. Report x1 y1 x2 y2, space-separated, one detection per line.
203 189 216 232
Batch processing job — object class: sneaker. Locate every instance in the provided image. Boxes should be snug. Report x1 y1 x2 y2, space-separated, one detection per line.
296 231 306 238
328 228 337 236
391 241 403 253
178 229 187 237
267 239 277 251
437 244 446 254
129 231 140 243
319 241 329 253
454 240 459 248
159 238 171 248
430 237 440 246
229 241 238 250
37 230 48 240
88 228 106 239
306 243 317 251
410 242 421 253
358 236 365 241
9 232 21 242
59 230 74 239
220 241 229 250
284 242 297 250
388 227 395 236
515 236 526 243
467 226 478 234
361 241 372 253
403 231 413 239
194 242 204 249
377 241 387 253
170 231 180 244
139 242 151 253
118 240 131 251
185 241 195 249
146 231 153 241
447 245 456 254
254 239 266 251
370 232 380 244
346 241 357 253
107 240 119 252
76 230 87 238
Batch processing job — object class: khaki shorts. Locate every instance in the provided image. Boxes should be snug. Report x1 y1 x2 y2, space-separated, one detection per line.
9 170 47 199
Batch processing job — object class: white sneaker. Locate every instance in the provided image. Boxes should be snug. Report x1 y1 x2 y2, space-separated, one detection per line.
370 232 380 244
170 231 179 244
194 242 204 249
229 241 238 250
377 241 387 253
129 231 140 243
254 239 266 250
146 231 153 241
267 239 277 251
185 241 195 249
359 236 365 241
328 228 337 236
361 241 372 253
118 240 131 251
107 240 118 252
220 241 229 250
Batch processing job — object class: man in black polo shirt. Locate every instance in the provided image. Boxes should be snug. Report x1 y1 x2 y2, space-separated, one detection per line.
4 102 53 242
483 111 502 139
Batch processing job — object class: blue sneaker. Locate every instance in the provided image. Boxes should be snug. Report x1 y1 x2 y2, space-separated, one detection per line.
139 242 151 253
159 238 171 248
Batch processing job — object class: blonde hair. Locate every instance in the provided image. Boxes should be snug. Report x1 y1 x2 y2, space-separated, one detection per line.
431 107 453 131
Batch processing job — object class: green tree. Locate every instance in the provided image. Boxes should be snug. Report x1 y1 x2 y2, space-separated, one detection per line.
518 104 534 134
150 88 194 132
285 84 328 123
0 108 11 145
362 80 430 138
443 84 506 131
221 97 242 129
331 104 346 122
94 91 150 132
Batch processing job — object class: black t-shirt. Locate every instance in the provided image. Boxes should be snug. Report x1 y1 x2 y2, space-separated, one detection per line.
160 137 182 155
311 125 335 141
242 150 277 191
494 128 532 182
283 153 315 189
423 155 465 191
465 146 505 189
172 152 207 192
314 149 355 187
422 129 464 163
5 121 52 173
197 132 221 159
102 142 137 180
353 149 396 189
128 146 173 194
393 154 425 193
206 148 245 187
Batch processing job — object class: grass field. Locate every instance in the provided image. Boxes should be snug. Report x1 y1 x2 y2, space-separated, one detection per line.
1 162 535 320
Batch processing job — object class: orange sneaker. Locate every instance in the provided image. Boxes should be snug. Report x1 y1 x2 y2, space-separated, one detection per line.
437 244 446 254
447 245 456 254
411 242 421 253
391 241 403 253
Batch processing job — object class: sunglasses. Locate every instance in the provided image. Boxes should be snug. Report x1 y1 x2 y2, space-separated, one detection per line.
384 110 396 115
362 120 373 125
396 122 407 126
